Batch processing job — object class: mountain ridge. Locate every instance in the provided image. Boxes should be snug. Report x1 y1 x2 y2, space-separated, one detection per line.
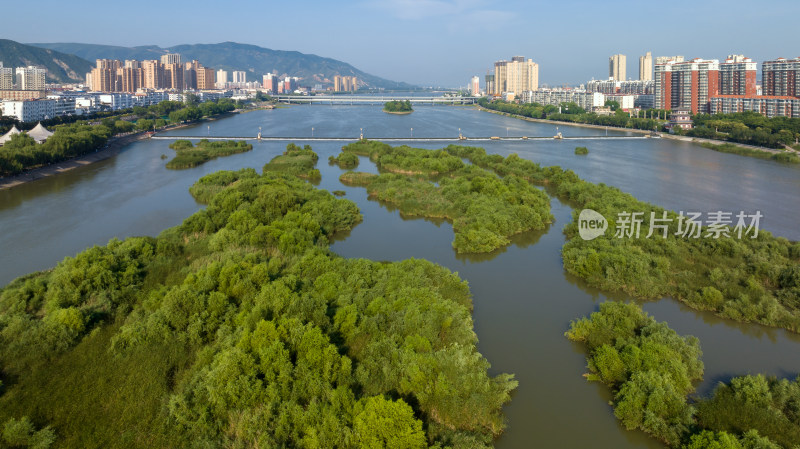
0 39 93 84
29 41 413 89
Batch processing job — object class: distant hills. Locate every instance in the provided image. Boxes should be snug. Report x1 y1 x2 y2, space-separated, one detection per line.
0 39 92 84
29 41 413 89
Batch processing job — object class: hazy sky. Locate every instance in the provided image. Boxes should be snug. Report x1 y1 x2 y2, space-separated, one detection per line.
10 0 800 87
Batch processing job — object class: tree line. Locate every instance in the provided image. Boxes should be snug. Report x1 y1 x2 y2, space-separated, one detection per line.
687 111 800 149
478 98 665 132
0 99 238 178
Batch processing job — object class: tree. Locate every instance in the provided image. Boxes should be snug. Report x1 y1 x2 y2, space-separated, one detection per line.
353 396 427 449
1 417 57 449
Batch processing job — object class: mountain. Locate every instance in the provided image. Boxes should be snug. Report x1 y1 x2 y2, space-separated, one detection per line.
29 41 413 89
0 39 93 84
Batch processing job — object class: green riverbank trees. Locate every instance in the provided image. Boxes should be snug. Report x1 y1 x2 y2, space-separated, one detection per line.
689 112 800 149
0 99 238 178
699 142 799 164
0 168 516 448
478 98 665 132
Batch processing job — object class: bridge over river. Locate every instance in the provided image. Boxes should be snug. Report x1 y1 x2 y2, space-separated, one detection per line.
271 95 478 105
150 134 658 143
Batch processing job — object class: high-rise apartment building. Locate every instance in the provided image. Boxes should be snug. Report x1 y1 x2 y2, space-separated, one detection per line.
654 58 720 113
0 62 13 90
470 76 480 95
485 74 495 96
639 52 652 81
762 57 800 97
263 73 279 92
232 71 246 84
117 67 141 92
196 67 215 90
333 75 358 92
161 53 182 66
164 63 184 90
492 56 538 96
15 66 47 90
719 55 757 96
142 60 165 89
183 60 198 90
216 70 228 88
609 54 626 81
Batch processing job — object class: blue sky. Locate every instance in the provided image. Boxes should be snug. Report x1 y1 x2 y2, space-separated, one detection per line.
10 0 800 87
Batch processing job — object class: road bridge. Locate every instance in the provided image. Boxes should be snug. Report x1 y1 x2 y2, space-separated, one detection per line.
271 95 478 105
150 135 658 142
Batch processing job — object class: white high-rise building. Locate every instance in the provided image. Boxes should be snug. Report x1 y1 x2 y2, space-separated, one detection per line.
470 76 480 96
160 53 182 65
15 66 46 90
0 62 13 90
216 70 228 88
232 71 246 84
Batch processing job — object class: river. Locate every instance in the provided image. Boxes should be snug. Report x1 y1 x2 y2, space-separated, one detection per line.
1 105 799 448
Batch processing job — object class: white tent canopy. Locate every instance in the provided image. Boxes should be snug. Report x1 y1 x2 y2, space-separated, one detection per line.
27 122 54 143
0 126 20 146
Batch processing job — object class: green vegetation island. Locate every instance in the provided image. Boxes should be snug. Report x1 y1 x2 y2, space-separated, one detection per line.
328 151 359 169
0 148 516 448
262 143 321 181
383 100 414 114
568 301 800 449
574 146 589 155
337 140 553 253
166 139 252 169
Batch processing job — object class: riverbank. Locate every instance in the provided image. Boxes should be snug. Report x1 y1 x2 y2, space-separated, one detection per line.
0 110 245 191
474 104 653 135
0 132 148 190
660 133 792 154
475 104 795 158
383 110 413 115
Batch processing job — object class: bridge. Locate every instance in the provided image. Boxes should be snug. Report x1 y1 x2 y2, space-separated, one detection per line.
271 95 478 105
150 135 658 142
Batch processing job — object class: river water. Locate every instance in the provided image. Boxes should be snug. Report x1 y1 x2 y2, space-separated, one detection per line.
1 105 799 448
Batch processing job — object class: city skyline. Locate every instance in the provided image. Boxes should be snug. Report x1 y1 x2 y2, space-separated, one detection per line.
6 0 799 87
